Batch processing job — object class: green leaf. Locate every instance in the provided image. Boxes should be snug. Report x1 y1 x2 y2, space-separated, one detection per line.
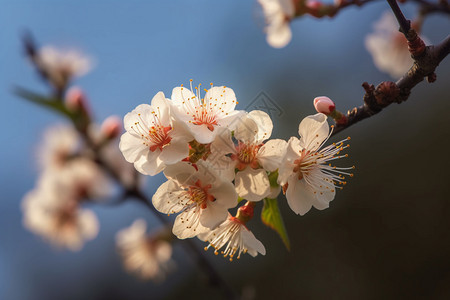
14 87 73 118
14 86 90 131
261 198 290 250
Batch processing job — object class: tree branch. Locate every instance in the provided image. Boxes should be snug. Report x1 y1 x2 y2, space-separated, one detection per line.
331 35 450 137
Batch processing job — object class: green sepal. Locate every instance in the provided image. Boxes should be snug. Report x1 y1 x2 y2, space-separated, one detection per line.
268 170 279 188
261 197 290 251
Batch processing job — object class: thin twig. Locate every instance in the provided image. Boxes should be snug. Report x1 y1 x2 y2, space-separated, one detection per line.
386 0 411 34
331 35 450 137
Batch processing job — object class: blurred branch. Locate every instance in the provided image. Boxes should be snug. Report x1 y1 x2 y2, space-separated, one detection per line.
331 35 450 136
295 0 449 19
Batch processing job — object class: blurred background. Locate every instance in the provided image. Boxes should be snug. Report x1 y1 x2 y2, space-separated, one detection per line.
1 0 449 299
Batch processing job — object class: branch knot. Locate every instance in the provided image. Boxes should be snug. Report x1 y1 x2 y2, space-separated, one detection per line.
374 81 400 106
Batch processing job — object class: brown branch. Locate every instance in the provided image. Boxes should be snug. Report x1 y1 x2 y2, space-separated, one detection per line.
331 35 450 137
387 0 411 34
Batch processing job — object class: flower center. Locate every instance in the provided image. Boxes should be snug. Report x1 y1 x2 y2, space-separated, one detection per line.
192 105 218 131
131 111 172 152
293 149 315 180
148 125 172 152
180 82 234 132
188 180 215 209
231 142 261 170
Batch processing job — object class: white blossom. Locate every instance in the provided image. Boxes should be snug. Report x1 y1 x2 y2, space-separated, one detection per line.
152 162 238 239
278 113 353 215
36 46 92 86
211 110 287 201
54 158 114 201
198 214 266 261
22 174 99 251
116 219 174 280
37 125 79 170
258 0 295 48
170 82 243 144
120 91 192 176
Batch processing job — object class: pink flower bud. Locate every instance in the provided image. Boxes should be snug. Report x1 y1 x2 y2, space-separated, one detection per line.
313 96 335 115
306 0 323 17
101 115 122 139
65 87 89 113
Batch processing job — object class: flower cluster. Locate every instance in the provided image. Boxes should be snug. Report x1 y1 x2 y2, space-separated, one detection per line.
22 125 113 251
21 100 135 251
119 81 353 261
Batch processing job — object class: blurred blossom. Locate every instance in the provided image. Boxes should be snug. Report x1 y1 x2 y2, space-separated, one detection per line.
88 121 137 188
100 142 137 188
22 173 99 251
65 87 90 114
365 11 428 79
36 46 92 87
100 115 122 140
116 219 174 281
37 125 79 170
258 0 295 48
56 158 114 200
198 213 266 261
278 113 353 215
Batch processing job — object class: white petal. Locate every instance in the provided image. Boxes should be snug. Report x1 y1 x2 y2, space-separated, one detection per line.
158 138 189 164
235 168 271 202
163 162 197 186
298 113 329 152
241 229 266 256
150 91 171 125
210 129 236 156
218 110 246 131
152 180 185 214
258 139 288 172
187 122 218 144
248 110 273 142
209 180 238 209
204 86 237 117
200 202 229 229
134 150 165 176
119 132 148 163
286 176 316 215
234 115 259 143
277 137 301 185
206 154 236 182
172 210 208 239
171 86 196 105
